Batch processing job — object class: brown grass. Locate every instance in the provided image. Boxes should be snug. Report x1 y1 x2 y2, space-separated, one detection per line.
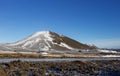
0 52 99 58
0 53 41 58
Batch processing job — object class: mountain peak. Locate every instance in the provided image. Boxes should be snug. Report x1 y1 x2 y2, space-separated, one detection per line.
36 30 51 34
33 30 51 36
1 30 96 52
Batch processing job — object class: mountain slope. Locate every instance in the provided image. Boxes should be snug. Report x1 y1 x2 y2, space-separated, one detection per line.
0 31 96 52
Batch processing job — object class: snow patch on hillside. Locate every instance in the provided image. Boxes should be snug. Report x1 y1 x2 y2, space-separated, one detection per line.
59 42 74 50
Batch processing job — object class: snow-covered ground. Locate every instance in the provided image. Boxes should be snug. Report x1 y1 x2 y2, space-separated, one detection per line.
98 49 118 53
101 55 120 57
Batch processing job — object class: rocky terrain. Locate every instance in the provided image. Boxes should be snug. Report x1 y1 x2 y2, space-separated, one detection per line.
0 60 120 76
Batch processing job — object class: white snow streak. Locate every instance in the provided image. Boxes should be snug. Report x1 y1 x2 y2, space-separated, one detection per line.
59 42 74 50
98 50 117 53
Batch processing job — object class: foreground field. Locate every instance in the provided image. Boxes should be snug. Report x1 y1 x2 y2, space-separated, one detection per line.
0 60 120 76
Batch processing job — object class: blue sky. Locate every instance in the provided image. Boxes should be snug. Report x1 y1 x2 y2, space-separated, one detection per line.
0 0 120 48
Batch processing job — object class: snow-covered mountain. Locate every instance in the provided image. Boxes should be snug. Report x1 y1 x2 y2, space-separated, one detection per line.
0 31 96 52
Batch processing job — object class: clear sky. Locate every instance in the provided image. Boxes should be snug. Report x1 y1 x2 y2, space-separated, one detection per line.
0 0 120 49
